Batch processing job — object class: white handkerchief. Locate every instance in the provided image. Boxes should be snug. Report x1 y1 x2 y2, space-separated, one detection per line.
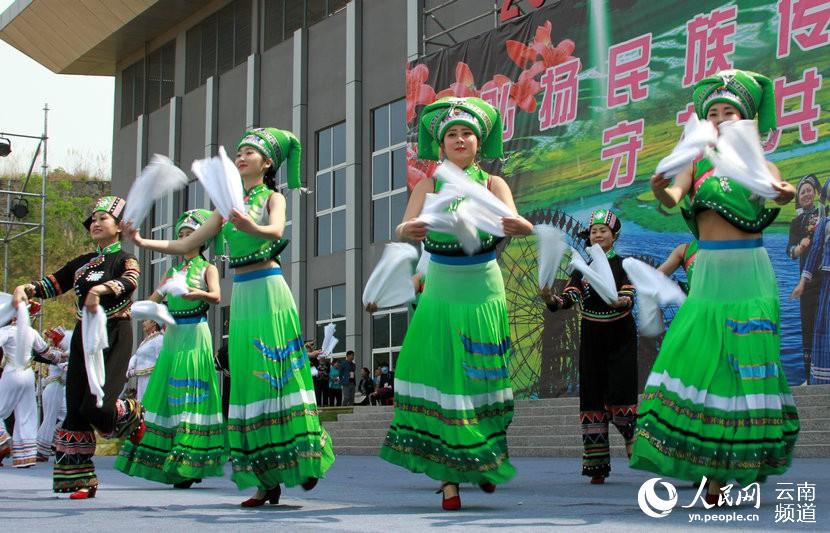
709 120 778 199
122 155 189 227
82 308 108 408
362 243 419 309
567 245 618 304
535 225 568 289
159 271 190 297
191 146 247 219
14 303 33 368
415 245 431 278
621 258 686 306
433 161 513 218
622 257 686 338
131 300 177 327
321 323 339 357
636 296 665 337
655 114 718 177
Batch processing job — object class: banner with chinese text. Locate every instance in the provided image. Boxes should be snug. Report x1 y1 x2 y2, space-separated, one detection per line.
405 0 830 397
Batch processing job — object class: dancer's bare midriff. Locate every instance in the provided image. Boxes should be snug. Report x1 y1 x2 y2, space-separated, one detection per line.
696 209 762 242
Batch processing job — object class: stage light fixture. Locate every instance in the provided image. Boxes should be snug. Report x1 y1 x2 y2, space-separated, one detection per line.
0 137 11 157
11 198 29 218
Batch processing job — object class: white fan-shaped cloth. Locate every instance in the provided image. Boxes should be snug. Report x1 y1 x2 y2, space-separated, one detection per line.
159 270 190 297
320 322 339 357
567 244 618 304
191 146 247 219
709 120 779 199
433 160 514 220
415 245 431 278
417 185 484 255
362 243 419 309
81 308 108 408
14 302 34 368
535 224 568 289
131 300 176 327
417 209 480 255
636 297 665 337
0 292 15 326
622 258 686 338
655 114 718 177
621 258 686 306
122 154 189 227
60 330 73 352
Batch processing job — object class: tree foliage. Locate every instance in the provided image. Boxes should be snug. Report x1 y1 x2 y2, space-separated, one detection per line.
1 170 107 330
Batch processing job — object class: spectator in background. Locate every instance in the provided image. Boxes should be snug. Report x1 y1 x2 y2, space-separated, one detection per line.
327 359 342 407
370 365 394 405
356 367 375 406
340 351 357 406
306 340 325 407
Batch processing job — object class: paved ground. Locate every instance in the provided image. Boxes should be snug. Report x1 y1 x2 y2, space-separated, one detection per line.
0 456 826 532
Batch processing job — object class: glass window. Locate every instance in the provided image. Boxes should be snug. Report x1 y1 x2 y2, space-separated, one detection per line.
315 284 347 357
371 99 409 243
315 122 347 256
371 308 408 372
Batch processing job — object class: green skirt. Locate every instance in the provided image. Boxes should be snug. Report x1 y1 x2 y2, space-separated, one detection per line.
630 241 800 485
379 253 516 485
228 267 334 490
115 319 228 483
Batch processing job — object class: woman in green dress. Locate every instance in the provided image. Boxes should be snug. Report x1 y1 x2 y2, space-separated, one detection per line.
380 96 533 511
116 208 228 488
631 70 800 505
124 128 333 507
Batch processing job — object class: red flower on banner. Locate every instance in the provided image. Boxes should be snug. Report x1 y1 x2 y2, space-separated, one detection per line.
481 74 513 93
510 69 542 113
506 41 537 69
406 143 439 190
406 63 437 123
435 62 481 99
506 21 575 70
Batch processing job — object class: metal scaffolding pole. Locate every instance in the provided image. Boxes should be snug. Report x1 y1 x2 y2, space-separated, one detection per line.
0 104 49 299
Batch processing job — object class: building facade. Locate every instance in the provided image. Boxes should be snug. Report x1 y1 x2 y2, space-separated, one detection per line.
1 0 511 371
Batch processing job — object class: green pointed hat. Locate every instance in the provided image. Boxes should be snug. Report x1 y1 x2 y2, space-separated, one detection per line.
237 127 302 189
174 208 212 237
692 69 777 134
417 96 503 161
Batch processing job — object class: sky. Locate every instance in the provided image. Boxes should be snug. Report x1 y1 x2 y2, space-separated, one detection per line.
0 0 114 179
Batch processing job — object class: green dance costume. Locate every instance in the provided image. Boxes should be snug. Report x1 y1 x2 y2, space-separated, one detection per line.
116 212 228 484
630 71 799 485
223 177 334 490
381 96 515 485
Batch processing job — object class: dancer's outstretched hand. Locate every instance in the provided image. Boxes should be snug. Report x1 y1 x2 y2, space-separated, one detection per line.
502 216 534 237
772 180 796 205
120 222 145 246
12 284 30 307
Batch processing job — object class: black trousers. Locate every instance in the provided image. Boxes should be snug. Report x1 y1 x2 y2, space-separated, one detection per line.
578 315 639 477
63 318 133 435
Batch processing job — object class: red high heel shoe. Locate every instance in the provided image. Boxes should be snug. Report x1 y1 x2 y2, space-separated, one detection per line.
69 487 97 500
240 486 281 507
437 482 461 511
479 482 496 493
129 420 146 445
301 477 319 491
590 476 605 485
